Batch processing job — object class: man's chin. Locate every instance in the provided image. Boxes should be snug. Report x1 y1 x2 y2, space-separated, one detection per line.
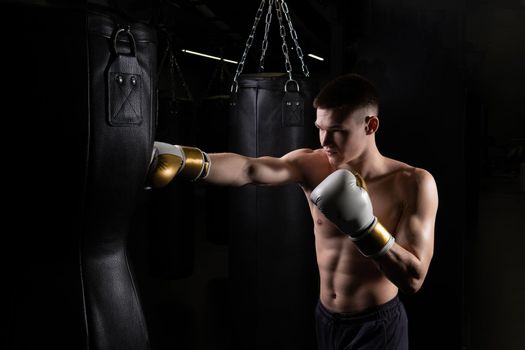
327 155 343 167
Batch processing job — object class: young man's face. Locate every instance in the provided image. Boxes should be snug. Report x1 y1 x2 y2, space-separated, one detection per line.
315 107 373 167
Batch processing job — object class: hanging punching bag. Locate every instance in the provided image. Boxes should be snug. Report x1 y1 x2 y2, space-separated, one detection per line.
224 4 322 349
229 73 319 350
227 1 321 348
83 14 156 350
3 4 156 349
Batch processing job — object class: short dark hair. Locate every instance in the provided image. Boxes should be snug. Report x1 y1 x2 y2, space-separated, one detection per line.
313 74 379 115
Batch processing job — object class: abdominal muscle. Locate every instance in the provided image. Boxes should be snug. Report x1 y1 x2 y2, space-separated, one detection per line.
312 207 398 313
298 149 400 313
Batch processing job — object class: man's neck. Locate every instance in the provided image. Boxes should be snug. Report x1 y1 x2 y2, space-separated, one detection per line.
343 143 385 179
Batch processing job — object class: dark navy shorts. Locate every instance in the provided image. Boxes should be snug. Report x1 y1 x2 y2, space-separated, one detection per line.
315 296 409 350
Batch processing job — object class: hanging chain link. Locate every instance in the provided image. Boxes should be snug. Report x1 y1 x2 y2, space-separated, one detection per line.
230 0 310 94
275 0 293 82
230 0 266 94
280 0 310 77
258 0 274 72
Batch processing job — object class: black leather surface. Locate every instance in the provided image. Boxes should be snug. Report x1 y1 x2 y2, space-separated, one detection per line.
83 12 156 350
2 5 156 350
227 73 320 350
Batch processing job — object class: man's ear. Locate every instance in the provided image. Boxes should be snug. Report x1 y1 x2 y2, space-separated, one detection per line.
365 116 379 135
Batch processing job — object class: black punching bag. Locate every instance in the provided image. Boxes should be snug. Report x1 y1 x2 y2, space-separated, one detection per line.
228 73 319 350
3 4 156 350
83 14 156 350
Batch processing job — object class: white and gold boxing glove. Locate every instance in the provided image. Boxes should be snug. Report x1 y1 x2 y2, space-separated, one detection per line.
147 141 211 188
310 169 395 258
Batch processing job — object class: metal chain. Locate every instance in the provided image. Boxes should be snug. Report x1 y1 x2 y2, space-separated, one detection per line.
280 0 310 77
230 0 266 94
258 0 274 72
275 0 293 82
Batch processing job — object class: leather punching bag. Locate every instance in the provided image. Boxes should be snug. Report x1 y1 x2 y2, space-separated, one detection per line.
3 5 156 350
83 14 156 350
228 73 320 350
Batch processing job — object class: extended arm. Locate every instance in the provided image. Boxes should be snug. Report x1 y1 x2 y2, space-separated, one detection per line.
204 151 305 187
147 141 308 188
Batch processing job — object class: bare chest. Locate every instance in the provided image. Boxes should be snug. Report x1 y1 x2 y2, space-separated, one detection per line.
302 169 405 239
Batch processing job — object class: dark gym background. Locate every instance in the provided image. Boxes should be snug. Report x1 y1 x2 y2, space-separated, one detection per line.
2 0 524 349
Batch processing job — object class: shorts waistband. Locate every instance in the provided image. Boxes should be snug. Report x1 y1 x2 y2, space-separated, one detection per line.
317 295 402 323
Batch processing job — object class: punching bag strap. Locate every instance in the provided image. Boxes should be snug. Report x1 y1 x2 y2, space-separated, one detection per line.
282 79 304 127
107 26 143 126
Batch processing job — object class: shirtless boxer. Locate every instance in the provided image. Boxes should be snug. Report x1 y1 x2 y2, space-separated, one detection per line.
148 74 438 349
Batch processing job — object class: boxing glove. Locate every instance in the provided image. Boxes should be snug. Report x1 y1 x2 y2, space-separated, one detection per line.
147 141 211 188
310 169 395 258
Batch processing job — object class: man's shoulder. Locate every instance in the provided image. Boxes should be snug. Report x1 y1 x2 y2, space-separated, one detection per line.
282 148 332 187
283 148 326 162
384 158 436 189
386 160 439 215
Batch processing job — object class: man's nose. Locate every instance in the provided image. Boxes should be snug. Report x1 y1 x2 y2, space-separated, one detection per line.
320 131 332 146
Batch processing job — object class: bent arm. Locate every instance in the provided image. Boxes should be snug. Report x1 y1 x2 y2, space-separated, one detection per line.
204 149 309 187
373 169 438 294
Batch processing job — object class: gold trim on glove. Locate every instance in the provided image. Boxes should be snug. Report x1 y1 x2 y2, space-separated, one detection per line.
351 221 395 258
180 146 206 180
352 171 368 191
